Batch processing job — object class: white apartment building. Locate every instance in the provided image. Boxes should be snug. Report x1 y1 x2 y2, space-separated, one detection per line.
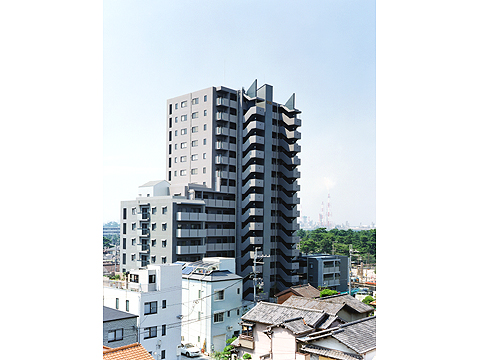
179 257 251 354
103 263 182 360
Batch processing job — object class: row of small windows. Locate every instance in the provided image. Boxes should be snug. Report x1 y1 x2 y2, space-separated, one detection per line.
123 206 166 219
172 124 207 136
169 95 207 115
168 110 208 127
173 167 207 177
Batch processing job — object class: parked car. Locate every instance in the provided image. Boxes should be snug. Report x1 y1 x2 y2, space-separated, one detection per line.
180 343 201 357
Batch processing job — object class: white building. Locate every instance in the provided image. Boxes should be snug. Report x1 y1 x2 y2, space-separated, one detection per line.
179 257 250 354
103 263 182 360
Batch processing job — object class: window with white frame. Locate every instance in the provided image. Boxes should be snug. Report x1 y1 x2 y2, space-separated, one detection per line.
181 101 187 108
161 256 166 264
152 207 157 215
175 103 178 109
144 301 157 315
213 312 224 323
203 123 207 130
203 138 207 145
191 168 198 175
162 239 167 248
180 169 186 176
204 95 207 102
131 254 135 261
192 112 198 119
192 126 198 133
180 142 187 149
192 97 199 105
180 156 187 162
204 110 207 116
203 167 206 174
181 115 187 121
162 223 167 230
131 238 136 246
162 206 167 214
181 128 187 135
108 329 123 342
174 130 178 136
191 154 198 161
214 290 225 301
203 153 207 159
191 140 198 147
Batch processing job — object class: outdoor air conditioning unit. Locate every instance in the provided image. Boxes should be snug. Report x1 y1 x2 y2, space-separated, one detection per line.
226 326 233 331
157 340 162 348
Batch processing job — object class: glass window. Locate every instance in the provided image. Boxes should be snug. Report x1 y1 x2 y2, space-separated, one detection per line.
180 156 187 162
204 110 207 116
192 112 198 119
181 114 187 121
192 126 198 133
181 101 187 108
192 98 199 105
204 95 207 102
108 329 123 342
145 326 157 339
181 128 187 135
191 168 198 175
191 154 198 161
181 142 187 149
144 301 157 315
192 140 198 147
213 312 224 323
180 169 186 176
214 290 224 301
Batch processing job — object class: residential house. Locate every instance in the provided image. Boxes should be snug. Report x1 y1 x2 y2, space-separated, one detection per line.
232 301 344 360
298 254 349 292
103 306 138 347
103 263 182 358
103 343 155 360
282 294 374 322
274 284 320 304
179 257 249 354
298 316 376 360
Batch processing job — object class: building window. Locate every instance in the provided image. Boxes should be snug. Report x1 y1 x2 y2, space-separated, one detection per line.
130 274 139 283
181 101 187 108
161 256 167 264
180 170 186 176
108 329 123 342
198 290 202 298
203 123 207 130
227 311 230 317
162 324 166 336
174 130 178 136
131 238 136 246
192 126 198 133
151 255 156 263
132 208 136 215
181 114 187 121
144 301 157 315
162 299 167 309
191 168 198 175
132 223 136 231
162 239 167 248
198 311 201 320
237 288 240 294
174 157 178 163
204 95 207 102
162 223 167 231
161 350 166 359
203 167 207 174
192 112 198 119
214 290 225 301
175 103 178 109
192 140 198 147
152 239 157 247
122 253 126 264
175 116 178 123
174 170 177 177
126 300 129 312
123 208 127 219
145 326 157 339
191 154 198 161
181 142 187 149
203 153 207 159
213 312 224 323
203 138 207 145
123 223 126 234
115 298 119 309
181 128 187 135
192 97 199 105
152 207 157 215
162 206 167 214
152 223 157 231
131 254 136 261
123 238 126 249
237 309 240 315
180 156 187 162
204 110 207 116
149 274 156 283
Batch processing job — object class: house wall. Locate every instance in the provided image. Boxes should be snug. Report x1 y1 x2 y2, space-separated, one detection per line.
238 323 271 360
271 327 298 360
103 317 137 348
276 292 294 304
309 337 355 355
182 275 243 354
337 308 369 323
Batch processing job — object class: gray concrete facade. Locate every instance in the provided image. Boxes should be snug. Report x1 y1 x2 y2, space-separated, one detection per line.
299 254 349 293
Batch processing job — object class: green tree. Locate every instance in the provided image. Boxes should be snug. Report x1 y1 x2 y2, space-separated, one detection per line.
320 288 338 297
243 354 252 360
362 295 375 305
103 236 113 248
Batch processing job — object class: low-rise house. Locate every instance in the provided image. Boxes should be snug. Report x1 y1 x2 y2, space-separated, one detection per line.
103 263 182 358
103 306 138 347
103 342 155 360
274 284 321 304
179 257 248 354
232 301 344 360
282 294 374 322
298 316 376 360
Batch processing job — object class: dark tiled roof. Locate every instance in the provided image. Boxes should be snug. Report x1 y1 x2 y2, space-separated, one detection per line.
301 344 363 360
332 316 376 353
282 317 313 335
242 302 326 328
275 284 321 298
103 306 138 323
282 295 373 315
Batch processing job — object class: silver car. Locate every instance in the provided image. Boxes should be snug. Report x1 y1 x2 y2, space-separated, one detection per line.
180 343 201 357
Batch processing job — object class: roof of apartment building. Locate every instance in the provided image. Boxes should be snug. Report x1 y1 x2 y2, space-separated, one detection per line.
274 284 321 299
103 343 154 360
282 294 374 316
299 316 376 355
241 301 339 332
103 306 138 323
183 269 241 282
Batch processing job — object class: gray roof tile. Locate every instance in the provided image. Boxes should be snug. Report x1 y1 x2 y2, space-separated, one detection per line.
332 316 376 353
301 345 363 360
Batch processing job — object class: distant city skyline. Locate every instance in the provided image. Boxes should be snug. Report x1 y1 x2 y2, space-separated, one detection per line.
103 1 376 226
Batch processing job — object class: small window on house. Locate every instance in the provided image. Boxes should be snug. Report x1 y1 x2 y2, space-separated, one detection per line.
192 126 198 133
180 156 187 162
214 290 224 301
204 110 207 116
162 324 166 336
132 208 136 215
175 116 178 123
108 329 123 342
203 153 207 159
203 167 207 174
144 301 157 315
203 123 207 130
115 298 119 309
145 326 157 339
132 223 136 231
151 255 156 263
152 207 157 215
126 300 129 311
198 290 202 298
162 299 167 309
149 274 156 283
203 138 207 145
123 208 127 219
122 253 126 264
131 238 136 246
152 239 157 247
123 238 126 249
213 312 224 323
175 103 178 109
131 254 136 261
162 206 167 214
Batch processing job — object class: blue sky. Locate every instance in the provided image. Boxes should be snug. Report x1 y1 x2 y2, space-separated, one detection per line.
103 0 376 225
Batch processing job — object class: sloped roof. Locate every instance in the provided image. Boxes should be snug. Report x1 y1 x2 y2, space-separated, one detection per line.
103 343 155 360
301 344 362 360
275 284 320 298
241 301 326 328
103 306 138 323
332 316 376 354
282 295 373 316
281 317 313 335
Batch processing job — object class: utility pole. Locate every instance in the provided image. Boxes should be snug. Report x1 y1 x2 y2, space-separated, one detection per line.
253 247 270 304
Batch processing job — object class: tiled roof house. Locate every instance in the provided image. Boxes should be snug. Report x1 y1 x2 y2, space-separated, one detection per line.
103 343 155 360
274 284 321 304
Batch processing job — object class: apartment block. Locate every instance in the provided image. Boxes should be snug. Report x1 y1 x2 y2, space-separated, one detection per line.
299 254 349 293
165 80 302 300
